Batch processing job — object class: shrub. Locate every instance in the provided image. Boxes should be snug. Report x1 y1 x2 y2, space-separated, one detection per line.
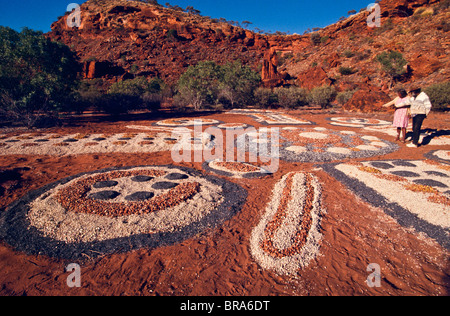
336 89 357 105
339 66 357 75
0 27 80 127
343 49 354 58
254 88 277 108
308 85 337 109
424 82 450 111
376 50 408 86
103 77 163 114
166 29 180 41
142 92 163 112
107 77 162 96
320 36 329 44
71 79 105 114
310 33 322 45
172 92 195 112
274 86 309 109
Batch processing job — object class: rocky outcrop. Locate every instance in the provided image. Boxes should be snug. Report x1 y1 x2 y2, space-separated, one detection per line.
48 0 449 112
343 86 392 112
49 0 268 84
83 60 126 79
297 67 332 90
261 48 284 87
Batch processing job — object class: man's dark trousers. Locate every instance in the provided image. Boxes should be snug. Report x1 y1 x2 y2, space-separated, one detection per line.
412 114 426 146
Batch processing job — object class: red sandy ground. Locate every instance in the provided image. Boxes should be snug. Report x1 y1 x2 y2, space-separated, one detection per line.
0 110 448 296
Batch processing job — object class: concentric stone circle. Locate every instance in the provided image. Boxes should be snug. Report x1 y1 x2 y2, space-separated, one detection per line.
328 117 391 128
154 118 221 127
238 127 399 163
0 165 247 261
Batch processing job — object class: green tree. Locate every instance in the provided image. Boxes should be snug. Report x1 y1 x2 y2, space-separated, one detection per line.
176 61 223 110
218 61 260 108
0 27 80 127
376 50 408 88
175 61 260 110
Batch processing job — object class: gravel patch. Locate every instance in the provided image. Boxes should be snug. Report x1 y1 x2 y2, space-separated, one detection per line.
321 160 450 249
93 180 119 189
424 150 450 165
239 127 399 163
0 132 211 157
124 191 155 202
250 172 325 275
327 117 391 128
154 118 220 127
248 113 314 126
202 159 272 179
0 165 247 261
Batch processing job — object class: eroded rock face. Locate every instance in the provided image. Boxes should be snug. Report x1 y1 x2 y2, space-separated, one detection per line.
49 0 268 85
343 86 391 112
48 0 449 111
297 67 332 90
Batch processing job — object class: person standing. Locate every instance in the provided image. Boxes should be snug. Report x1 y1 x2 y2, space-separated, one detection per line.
407 86 432 148
382 88 411 143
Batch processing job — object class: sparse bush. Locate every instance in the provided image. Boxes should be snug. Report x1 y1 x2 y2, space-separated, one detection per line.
108 77 162 96
71 79 105 113
98 94 142 115
308 85 337 109
142 92 163 112
274 86 309 109
424 81 450 111
166 29 180 41
172 92 194 112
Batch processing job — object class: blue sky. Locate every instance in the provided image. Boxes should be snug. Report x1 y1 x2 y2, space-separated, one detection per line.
0 0 374 34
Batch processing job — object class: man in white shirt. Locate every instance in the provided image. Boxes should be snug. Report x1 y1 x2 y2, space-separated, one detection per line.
406 86 432 148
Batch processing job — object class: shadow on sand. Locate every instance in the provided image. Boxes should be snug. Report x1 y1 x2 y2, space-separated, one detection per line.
419 129 450 146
